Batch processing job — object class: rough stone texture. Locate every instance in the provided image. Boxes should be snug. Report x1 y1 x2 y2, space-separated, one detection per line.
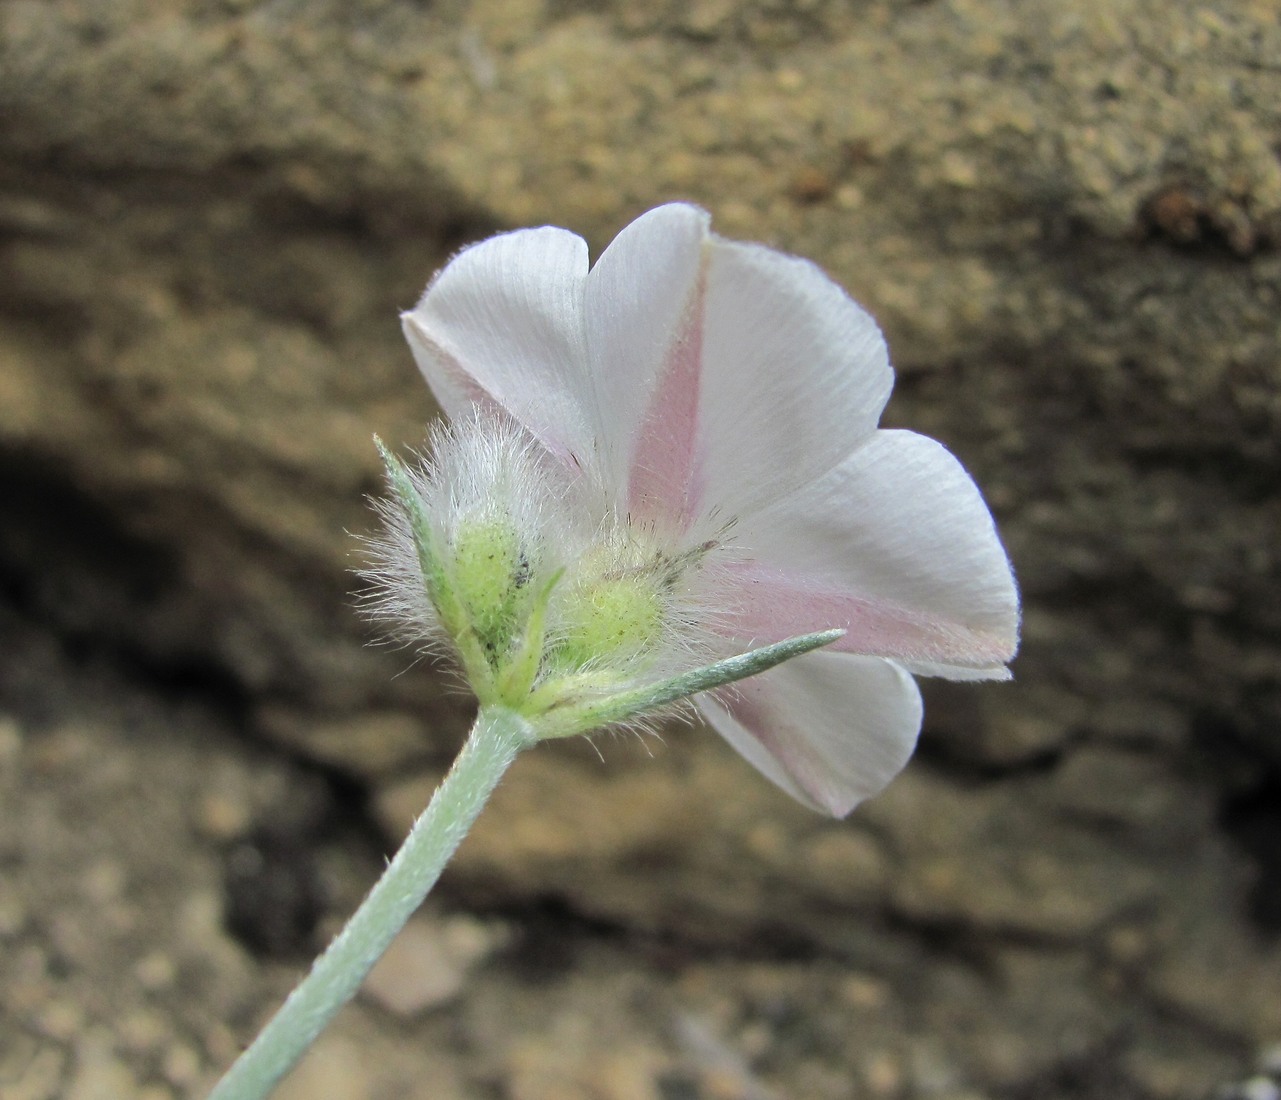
2 0 1280 1096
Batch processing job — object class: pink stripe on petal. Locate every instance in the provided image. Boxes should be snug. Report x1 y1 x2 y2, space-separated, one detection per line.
625 252 708 532
719 562 1017 668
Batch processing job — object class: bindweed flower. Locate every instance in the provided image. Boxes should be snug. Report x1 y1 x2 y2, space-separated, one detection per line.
210 207 1019 1100
379 203 1019 817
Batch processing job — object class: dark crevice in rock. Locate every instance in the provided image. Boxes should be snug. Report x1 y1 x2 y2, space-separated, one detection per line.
450 891 943 980
222 816 332 961
0 429 387 716
487 898 630 983
0 553 385 964
1030 568 1182 622
0 437 383 795
0 146 496 245
218 766 384 963
912 735 1073 783
434 894 813 987
1193 708 1281 793
1117 444 1281 503
995 1038 1150 1100
0 442 254 721
880 908 1005 969
1219 772 1281 936
883 903 1086 961
0 445 173 619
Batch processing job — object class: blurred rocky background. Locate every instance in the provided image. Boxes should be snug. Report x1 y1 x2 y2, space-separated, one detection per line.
1 0 1279 1097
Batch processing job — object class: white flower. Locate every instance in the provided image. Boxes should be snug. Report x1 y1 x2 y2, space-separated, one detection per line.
399 204 1019 816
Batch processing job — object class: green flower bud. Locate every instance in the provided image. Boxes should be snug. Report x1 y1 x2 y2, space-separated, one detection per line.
450 512 530 660
366 418 724 719
552 567 666 671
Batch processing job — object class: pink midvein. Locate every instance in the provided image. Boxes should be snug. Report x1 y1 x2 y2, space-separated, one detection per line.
625 251 708 535
718 562 1014 667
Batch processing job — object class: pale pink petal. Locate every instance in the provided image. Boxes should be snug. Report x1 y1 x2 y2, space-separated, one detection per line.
401 227 593 467
689 237 893 527
715 564 1016 673
583 204 711 508
728 429 1019 677
697 652 922 817
901 659 1012 682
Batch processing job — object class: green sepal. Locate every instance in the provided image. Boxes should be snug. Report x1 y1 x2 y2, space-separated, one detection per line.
374 437 493 691
491 567 563 708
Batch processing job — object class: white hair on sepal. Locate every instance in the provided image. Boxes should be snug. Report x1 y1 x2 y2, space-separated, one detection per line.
429 411 565 552
360 409 780 722
355 456 448 653
357 413 581 661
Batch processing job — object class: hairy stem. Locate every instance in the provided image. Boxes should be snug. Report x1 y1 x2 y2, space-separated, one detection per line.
207 706 533 1100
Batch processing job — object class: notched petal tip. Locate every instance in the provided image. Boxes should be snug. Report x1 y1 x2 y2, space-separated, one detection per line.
615 201 712 237
584 201 714 502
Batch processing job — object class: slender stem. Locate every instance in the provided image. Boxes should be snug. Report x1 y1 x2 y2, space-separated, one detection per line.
208 706 533 1100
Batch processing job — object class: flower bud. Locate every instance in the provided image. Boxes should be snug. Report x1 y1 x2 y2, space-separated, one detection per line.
366 416 717 719
450 511 531 661
553 563 666 671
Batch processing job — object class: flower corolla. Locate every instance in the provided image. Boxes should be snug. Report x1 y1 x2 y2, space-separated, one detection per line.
382 203 1018 817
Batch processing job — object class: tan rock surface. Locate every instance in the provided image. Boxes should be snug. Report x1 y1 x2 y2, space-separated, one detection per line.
2 1 1279 1096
